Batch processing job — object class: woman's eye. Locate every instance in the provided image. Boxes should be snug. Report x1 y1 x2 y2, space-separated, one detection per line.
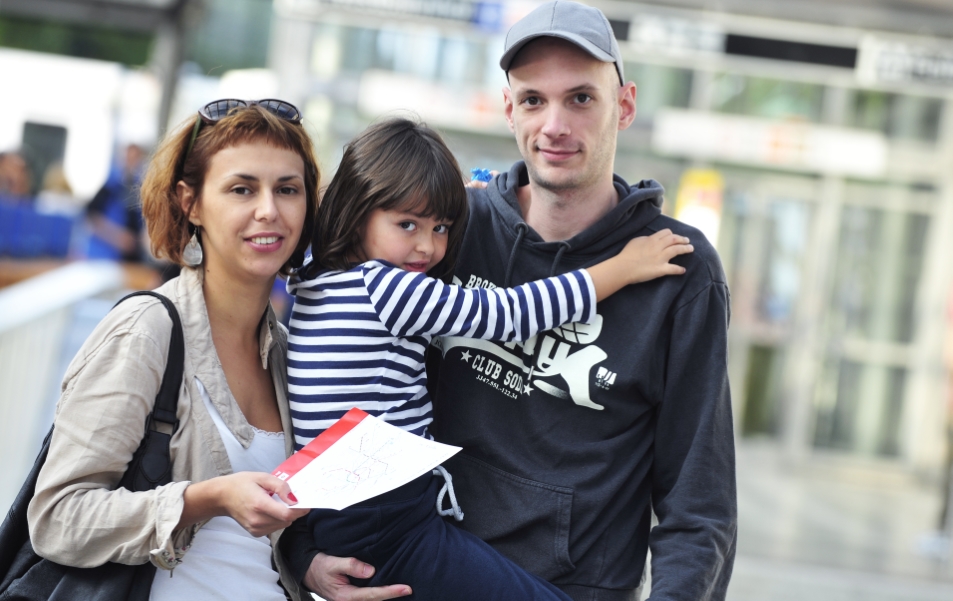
434 224 450 234
399 221 417 231
278 186 299 195
232 186 252 195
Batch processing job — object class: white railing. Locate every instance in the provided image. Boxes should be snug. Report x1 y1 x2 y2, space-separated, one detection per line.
0 261 126 513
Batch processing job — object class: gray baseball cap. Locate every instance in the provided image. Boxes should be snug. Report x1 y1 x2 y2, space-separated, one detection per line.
500 1 625 85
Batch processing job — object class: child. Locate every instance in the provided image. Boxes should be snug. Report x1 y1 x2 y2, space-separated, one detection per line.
284 118 692 600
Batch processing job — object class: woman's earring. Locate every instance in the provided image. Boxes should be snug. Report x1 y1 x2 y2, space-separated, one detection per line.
183 229 203 267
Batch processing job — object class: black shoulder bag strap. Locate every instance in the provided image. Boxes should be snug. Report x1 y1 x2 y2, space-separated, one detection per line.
0 291 184 601
116 291 184 492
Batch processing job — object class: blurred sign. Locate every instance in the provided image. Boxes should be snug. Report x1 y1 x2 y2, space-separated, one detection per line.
275 0 505 29
652 108 887 177
674 169 724 245
628 15 725 56
357 70 509 133
857 35 953 87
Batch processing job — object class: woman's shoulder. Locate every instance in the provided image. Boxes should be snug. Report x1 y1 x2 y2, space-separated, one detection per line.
74 280 187 368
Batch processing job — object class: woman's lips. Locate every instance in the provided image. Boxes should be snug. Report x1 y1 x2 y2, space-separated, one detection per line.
246 234 284 252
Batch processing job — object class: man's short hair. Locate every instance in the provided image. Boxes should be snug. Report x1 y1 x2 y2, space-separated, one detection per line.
499 1 625 85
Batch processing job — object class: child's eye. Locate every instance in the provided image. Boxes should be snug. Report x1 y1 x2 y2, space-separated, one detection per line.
434 224 450 234
399 221 417 231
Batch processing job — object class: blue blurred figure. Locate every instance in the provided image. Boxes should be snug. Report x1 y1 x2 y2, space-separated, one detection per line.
85 144 146 261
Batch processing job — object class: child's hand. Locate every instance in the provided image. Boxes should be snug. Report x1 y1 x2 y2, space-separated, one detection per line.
466 169 498 189
620 229 693 284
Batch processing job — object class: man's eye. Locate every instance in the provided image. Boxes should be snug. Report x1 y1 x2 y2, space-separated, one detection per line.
434 224 450 234
574 93 592 104
522 96 541 106
399 221 417 231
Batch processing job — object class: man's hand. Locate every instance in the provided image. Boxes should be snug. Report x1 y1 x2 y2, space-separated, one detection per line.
304 552 411 601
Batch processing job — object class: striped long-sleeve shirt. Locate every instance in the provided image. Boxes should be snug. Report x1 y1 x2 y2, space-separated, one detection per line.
286 260 596 448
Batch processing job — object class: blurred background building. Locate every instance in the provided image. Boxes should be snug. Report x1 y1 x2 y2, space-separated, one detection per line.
2 0 953 599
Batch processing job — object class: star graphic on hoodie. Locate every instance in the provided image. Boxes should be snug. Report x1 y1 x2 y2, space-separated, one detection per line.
460 350 472 363
523 381 534 395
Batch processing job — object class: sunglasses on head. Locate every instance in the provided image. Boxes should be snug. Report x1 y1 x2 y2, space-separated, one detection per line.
185 98 302 157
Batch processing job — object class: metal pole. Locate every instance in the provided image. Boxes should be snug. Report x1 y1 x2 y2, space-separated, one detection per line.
151 0 192 137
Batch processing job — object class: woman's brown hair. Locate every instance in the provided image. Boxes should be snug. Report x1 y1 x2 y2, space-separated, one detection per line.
141 104 320 274
312 117 468 282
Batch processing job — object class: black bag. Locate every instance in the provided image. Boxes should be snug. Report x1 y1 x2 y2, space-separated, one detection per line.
0 291 184 601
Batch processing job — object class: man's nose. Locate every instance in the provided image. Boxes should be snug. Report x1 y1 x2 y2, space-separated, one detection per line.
540 105 570 138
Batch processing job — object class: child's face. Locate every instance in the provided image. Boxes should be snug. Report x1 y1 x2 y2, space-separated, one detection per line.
360 207 451 273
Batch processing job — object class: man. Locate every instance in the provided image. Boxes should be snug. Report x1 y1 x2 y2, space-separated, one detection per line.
293 3 736 600
86 144 146 261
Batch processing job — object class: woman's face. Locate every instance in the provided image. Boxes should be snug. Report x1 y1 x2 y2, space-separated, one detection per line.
186 141 307 285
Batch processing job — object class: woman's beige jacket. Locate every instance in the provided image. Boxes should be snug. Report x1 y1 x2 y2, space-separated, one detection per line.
27 267 309 600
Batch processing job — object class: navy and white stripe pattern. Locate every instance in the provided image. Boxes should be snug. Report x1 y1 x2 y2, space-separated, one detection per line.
287 260 596 448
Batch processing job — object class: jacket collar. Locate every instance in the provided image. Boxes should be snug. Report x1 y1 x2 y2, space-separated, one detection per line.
166 267 284 449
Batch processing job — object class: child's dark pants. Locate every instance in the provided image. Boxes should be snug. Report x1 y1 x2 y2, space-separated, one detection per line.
307 474 572 601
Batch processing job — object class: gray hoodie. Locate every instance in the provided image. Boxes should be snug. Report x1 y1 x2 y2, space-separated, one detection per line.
429 161 737 601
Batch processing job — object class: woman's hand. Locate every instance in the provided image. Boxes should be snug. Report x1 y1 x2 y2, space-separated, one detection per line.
179 472 309 537
304 553 412 601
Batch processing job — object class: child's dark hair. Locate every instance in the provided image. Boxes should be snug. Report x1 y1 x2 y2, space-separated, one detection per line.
311 117 468 282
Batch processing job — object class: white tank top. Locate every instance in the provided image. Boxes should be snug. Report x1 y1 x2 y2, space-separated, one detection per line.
150 378 287 601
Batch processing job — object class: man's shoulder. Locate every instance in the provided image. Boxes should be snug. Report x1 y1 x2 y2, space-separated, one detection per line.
465 185 493 216
644 214 726 287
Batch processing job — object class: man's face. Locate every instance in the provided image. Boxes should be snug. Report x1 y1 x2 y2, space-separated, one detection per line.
503 38 636 194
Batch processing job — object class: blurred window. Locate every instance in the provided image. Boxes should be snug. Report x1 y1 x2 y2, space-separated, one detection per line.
846 91 943 143
813 360 906 456
437 36 485 86
337 25 487 87
711 74 824 122
22 123 67 198
758 200 811 325
624 63 692 121
828 202 929 344
341 27 380 73
742 344 786 436
719 190 812 327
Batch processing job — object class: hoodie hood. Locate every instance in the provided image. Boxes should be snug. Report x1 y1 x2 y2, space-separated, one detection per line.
491 161 663 252
480 161 664 284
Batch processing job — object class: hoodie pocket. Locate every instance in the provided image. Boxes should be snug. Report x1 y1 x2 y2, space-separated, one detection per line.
445 453 575 580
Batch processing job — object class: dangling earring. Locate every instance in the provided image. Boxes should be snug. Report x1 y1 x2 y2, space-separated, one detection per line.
183 227 203 267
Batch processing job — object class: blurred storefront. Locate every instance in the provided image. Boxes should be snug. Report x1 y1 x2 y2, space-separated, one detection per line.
268 0 953 476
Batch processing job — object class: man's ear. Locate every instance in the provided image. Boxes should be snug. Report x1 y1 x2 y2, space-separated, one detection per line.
503 87 516 134
176 181 201 226
618 82 637 131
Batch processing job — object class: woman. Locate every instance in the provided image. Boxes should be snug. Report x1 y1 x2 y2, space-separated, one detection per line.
27 100 317 600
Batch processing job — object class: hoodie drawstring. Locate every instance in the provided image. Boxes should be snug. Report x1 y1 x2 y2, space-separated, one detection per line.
549 241 572 277
520 241 573 394
433 465 464 521
503 223 528 287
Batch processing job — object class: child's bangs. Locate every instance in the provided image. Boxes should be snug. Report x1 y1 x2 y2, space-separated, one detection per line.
379 171 465 224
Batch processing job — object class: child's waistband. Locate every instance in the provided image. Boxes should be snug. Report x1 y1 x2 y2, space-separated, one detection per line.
350 472 434 508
